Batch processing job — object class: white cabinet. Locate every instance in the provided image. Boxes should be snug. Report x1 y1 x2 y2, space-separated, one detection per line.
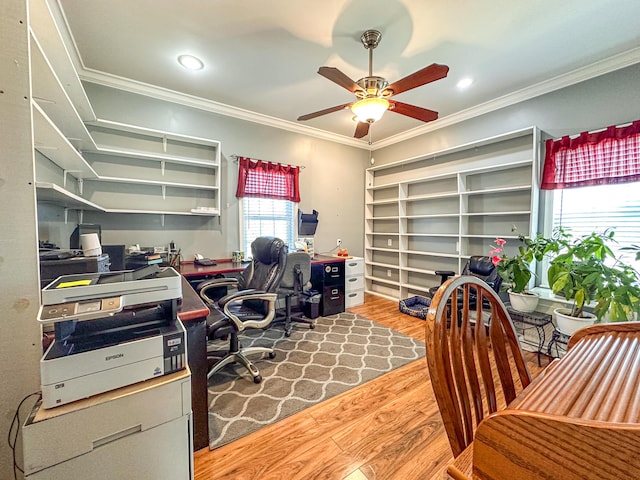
365 127 545 301
344 257 365 307
29 0 221 220
23 371 193 480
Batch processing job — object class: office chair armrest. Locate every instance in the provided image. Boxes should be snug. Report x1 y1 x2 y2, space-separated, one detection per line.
435 270 456 282
217 288 261 307
197 277 239 303
220 291 278 332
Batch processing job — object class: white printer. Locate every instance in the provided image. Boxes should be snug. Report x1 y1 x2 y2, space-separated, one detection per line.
38 266 187 408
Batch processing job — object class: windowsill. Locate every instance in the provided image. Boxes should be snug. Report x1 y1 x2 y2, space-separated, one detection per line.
529 286 602 318
529 286 578 316
530 286 574 304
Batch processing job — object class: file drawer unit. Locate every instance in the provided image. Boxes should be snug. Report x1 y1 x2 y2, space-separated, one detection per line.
311 258 345 316
22 370 193 480
345 257 365 307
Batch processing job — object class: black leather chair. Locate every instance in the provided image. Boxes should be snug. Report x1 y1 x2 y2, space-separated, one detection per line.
198 236 288 383
428 256 502 305
274 252 315 337
427 256 503 327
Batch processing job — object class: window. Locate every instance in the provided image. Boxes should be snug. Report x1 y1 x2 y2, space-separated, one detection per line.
551 182 640 271
241 197 295 256
539 120 640 285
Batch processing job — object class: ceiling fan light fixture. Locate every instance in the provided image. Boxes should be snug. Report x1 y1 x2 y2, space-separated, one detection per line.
351 97 389 123
178 54 204 70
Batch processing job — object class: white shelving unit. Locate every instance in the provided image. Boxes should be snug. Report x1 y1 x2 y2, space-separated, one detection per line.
29 0 221 221
81 119 221 216
365 127 544 301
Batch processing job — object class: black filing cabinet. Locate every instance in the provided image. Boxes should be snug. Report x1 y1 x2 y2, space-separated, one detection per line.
311 260 345 316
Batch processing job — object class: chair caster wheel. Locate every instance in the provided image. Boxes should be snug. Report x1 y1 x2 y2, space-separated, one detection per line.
268 351 276 359
253 375 262 384
310 324 315 329
285 330 291 337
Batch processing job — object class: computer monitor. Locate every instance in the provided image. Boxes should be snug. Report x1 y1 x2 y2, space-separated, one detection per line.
69 224 101 249
298 209 319 236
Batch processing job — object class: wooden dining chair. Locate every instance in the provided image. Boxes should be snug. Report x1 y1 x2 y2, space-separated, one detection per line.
424 276 532 478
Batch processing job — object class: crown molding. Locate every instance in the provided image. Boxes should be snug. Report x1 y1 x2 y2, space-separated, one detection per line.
78 45 640 151
373 47 640 149
50 0 640 152
78 68 367 149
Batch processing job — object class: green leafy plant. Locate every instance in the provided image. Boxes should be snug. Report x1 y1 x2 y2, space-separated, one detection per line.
547 229 640 320
489 232 560 294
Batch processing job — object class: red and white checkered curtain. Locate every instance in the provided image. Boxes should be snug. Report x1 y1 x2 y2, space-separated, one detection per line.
235 157 300 202
541 120 640 190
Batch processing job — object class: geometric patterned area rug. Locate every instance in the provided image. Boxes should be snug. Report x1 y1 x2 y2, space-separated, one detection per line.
207 311 426 449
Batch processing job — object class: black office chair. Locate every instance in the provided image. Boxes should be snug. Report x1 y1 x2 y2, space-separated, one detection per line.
274 252 315 337
197 236 288 383
428 256 502 304
427 256 503 326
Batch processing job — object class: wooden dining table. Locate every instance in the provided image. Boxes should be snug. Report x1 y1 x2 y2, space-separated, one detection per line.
449 321 640 480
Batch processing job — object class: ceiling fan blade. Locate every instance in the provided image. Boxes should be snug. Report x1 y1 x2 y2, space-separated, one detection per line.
318 67 362 93
386 63 449 96
354 122 370 139
297 103 352 121
389 100 439 123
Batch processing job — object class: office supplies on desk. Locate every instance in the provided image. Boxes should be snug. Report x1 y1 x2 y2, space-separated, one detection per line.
80 233 102 256
69 223 101 249
126 254 163 268
194 254 216 266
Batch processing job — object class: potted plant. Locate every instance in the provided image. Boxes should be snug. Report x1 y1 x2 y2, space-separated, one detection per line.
489 234 550 312
547 229 640 334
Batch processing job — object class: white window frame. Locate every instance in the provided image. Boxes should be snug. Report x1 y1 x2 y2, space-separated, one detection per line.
536 181 640 287
239 197 296 257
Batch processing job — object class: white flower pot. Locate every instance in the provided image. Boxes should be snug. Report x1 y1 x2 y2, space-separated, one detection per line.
553 308 596 336
508 290 539 313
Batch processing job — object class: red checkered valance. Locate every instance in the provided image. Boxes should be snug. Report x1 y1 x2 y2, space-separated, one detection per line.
235 157 300 202
541 120 640 190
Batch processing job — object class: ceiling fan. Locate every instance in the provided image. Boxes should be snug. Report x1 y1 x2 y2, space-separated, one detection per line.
297 29 449 139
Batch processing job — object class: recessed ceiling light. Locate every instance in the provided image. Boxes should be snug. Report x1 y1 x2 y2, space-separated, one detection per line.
457 78 473 89
178 54 204 71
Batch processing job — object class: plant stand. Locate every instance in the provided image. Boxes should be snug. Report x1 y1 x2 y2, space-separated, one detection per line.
506 306 553 366
547 329 571 358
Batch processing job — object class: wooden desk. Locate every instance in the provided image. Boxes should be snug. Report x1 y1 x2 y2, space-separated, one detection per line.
180 259 249 278
176 276 210 451
451 322 640 479
179 255 345 279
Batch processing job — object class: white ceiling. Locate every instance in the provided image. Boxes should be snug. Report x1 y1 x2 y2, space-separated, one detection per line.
54 0 640 147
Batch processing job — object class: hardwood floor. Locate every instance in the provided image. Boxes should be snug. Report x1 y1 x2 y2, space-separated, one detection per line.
194 294 545 480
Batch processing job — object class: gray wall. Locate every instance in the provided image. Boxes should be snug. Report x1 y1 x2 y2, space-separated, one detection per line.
37 82 370 259
373 63 640 165
1 1 42 477
5 11 639 475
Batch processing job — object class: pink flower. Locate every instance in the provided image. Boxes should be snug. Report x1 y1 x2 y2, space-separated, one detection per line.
491 255 501 266
494 238 506 247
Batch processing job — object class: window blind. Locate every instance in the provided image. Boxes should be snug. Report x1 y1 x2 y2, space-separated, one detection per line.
553 182 640 270
242 197 295 256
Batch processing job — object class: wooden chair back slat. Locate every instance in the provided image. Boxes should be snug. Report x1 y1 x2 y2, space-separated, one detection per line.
425 275 532 458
